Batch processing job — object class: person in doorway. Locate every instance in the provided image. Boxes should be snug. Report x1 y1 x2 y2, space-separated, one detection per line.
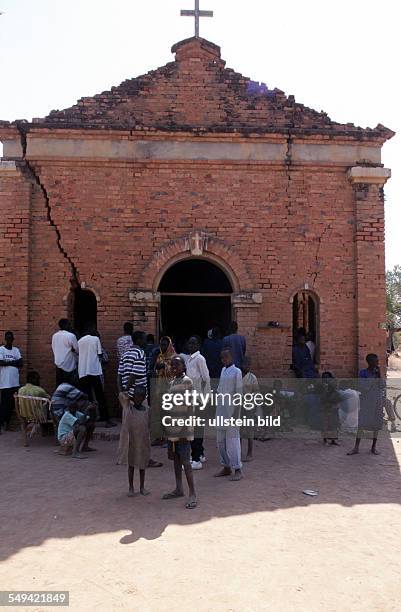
222 321 246 369
241 357 259 462
119 385 151 497
145 334 156 362
215 347 243 481
306 332 316 364
78 322 115 428
51 319 78 385
162 355 197 509
347 354 385 456
179 340 190 367
186 335 211 470
116 322 134 361
0 331 23 432
292 333 317 378
57 402 96 458
117 331 162 468
201 326 223 381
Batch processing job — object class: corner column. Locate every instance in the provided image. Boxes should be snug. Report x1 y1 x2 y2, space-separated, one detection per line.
0 161 31 363
348 166 391 371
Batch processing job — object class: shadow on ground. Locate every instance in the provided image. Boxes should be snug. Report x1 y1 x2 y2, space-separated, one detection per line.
1 426 401 561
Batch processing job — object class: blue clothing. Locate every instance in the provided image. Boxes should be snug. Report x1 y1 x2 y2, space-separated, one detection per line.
58 410 85 441
201 337 223 379
292 344 317 378
222 334 246 369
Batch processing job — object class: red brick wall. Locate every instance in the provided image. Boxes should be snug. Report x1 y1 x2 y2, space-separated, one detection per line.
20 159 362 399
0 164 31 366
353 182 387 370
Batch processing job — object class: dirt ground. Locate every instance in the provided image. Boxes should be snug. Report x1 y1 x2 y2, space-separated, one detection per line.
2 356 401 612
1 405 401 612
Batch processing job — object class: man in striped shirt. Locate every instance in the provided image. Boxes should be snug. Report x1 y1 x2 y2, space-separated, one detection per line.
117 330 162 468
117 331 147 398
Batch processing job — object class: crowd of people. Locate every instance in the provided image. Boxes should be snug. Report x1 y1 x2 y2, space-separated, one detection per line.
0 318 398 510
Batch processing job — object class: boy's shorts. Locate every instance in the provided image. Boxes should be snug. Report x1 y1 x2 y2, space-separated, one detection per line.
167 440 191 462
59 431 75 447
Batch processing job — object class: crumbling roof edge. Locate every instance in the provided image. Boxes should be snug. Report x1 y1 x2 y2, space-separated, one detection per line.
0 120 394 144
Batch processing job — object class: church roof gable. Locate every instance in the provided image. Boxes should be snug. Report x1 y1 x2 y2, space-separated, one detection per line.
2 38 395 141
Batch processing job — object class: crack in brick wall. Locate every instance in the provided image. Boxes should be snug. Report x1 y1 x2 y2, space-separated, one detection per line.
16 124 80 283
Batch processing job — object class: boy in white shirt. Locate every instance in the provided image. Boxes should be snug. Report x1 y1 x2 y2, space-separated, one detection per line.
51 319 78 385
214 347 243 481
78 322 115 428
186 336 211 470
0 331 23 432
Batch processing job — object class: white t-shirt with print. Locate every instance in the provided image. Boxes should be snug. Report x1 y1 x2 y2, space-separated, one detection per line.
78 335 103 378
0 346 22 389
52 330 78 372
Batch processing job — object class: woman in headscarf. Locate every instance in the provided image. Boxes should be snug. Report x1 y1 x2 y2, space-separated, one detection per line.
151 336 176 445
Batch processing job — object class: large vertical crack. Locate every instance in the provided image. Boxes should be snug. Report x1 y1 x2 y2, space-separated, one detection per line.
311 223 331 285
16 124 80 283
284 128 293 220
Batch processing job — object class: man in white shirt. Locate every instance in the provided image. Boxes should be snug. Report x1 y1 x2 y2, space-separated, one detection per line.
214 347 243 481
0 331 23 432
78 322 115 428
186 336 211 470
51 319 78 385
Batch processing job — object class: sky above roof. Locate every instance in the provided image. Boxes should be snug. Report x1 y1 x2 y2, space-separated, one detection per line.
0 0 399 269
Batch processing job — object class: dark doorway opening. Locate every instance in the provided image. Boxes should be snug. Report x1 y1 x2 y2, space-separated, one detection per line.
158 259 233 350
292 290 319 357
73 288 97 337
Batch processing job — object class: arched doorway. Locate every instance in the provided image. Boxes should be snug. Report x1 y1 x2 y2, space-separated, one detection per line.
73 288 97 337
158 259 233 350
292 290 319 358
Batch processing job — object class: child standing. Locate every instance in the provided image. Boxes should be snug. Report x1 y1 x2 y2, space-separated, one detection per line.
241 357 259 462
215 348 243 481
347 354 385 456
119 386 151 497
162 355 197 509
320 372 341 445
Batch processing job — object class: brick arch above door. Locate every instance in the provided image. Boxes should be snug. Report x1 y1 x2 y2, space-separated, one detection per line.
137 231 256 293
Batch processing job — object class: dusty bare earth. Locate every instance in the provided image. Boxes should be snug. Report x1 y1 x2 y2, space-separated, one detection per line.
1 406 401 612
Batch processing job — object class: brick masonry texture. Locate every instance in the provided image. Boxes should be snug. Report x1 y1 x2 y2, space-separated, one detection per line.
0 37 393 406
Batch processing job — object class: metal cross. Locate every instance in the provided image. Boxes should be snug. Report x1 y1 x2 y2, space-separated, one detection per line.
180 0 213 38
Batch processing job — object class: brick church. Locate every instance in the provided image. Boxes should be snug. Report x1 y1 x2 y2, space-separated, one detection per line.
0 36 393 394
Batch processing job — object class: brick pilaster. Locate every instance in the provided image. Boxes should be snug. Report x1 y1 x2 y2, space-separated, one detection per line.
348 166 391 371
0 161 31 364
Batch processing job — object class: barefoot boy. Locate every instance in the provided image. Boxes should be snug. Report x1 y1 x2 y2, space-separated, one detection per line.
119 386 151 497
347 353 385 456
215 347 243 481
162 355 197 509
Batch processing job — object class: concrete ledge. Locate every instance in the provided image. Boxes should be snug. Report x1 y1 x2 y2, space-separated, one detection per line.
0 160 20 177
4 136 383 165
348 166 391 185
